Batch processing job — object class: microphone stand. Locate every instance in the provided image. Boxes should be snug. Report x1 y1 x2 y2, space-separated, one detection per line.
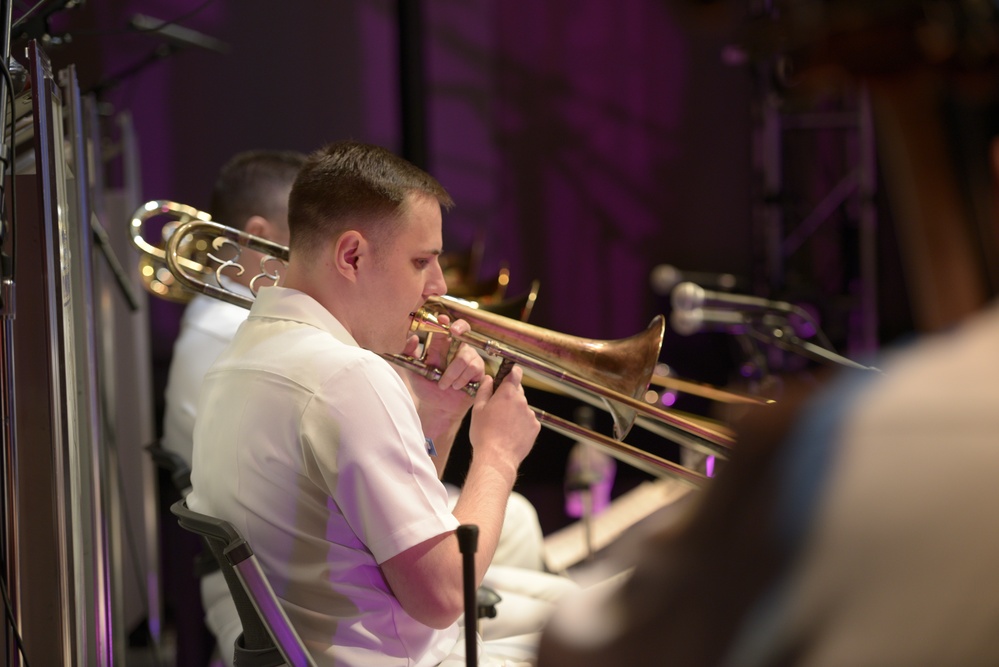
88 42 183 98
87 15 229 98
751 322 881 373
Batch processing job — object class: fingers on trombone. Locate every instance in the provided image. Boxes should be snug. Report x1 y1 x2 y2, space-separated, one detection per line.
495 363 523 392
401 334 422 360
437 343 485 392
444 317 468 364
422 316 463 366
447 338 462 364
473 374 495 404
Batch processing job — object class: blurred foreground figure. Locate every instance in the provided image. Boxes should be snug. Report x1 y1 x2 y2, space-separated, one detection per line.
540 3 999 665
539 304 999 665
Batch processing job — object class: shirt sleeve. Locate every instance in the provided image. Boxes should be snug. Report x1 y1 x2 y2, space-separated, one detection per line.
301 352 459 564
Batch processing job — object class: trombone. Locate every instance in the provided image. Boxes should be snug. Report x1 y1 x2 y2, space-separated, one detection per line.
410 299 736 457
130 200 215 302
161 216 728 487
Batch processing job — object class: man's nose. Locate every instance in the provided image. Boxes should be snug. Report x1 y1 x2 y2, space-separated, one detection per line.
426 262 447 298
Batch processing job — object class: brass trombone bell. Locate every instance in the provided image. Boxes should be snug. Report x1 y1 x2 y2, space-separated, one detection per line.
410 304 734 454
412 301 665 441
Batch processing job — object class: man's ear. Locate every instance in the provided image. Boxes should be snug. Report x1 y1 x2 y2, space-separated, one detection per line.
247 215 288 245
334 230 365 280
244 215 276 241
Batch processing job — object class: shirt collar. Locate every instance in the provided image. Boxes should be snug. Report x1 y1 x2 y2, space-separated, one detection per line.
250 285 360 348
218 273 255 298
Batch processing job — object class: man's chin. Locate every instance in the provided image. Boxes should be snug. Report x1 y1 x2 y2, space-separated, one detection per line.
384 334 413 357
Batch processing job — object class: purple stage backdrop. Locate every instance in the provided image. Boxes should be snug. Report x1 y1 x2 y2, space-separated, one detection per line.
48 0 753 349
30 0 777 469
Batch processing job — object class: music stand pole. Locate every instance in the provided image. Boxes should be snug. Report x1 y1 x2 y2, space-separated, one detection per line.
457 524 479 667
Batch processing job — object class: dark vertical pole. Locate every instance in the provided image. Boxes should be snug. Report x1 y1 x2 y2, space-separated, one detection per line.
0 1 9 131
456 524 479 667
397 0 428 169
0 3 18 665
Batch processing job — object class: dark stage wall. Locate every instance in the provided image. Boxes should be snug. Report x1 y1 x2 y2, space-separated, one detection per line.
40 1 760 527
48 0 754 355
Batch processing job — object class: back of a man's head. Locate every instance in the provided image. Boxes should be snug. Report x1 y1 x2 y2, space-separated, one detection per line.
287 140 453 257
210 150 307 229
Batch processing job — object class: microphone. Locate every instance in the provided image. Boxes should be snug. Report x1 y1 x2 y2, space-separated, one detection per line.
670 307 792 336
650 265 744 296
670 308 748 336
671 281 796 315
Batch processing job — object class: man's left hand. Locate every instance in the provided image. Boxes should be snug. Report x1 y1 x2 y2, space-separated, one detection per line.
401 315 484 420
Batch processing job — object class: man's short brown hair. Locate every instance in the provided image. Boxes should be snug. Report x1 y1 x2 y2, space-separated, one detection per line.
288 141 454 258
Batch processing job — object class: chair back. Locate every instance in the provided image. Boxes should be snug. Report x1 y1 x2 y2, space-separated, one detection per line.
146 442 193 495
170 499 318 667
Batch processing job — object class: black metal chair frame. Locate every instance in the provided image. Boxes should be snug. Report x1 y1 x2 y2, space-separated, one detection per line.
170 498 317 667
145 441 193 496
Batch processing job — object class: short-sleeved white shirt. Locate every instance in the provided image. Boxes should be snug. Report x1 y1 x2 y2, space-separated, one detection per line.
188 285 461 667
163 282 252 466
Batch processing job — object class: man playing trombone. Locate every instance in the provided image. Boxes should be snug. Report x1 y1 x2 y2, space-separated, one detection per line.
163 148 307 667
187 141 559 666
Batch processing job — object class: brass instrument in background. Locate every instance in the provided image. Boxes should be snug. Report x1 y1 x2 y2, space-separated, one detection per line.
163 216 734 487
440 233 511 303
130 200 215 303
129 200 540 320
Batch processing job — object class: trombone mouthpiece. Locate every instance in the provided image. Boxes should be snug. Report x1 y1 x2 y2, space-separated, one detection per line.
410 308 448 335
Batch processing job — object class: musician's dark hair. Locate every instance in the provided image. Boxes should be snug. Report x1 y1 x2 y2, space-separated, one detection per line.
287 140 453 257
210 150 307 229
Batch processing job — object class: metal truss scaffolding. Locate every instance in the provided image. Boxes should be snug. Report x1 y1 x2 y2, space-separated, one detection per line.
751 51 880 361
